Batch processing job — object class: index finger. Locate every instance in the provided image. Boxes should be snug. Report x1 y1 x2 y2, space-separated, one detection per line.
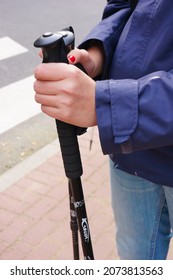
34 63 74 81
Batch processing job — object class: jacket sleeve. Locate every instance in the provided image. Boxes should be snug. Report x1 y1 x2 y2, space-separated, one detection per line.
79 1 173 155
102 0 130 19
78 1 131 78
96 70 173 154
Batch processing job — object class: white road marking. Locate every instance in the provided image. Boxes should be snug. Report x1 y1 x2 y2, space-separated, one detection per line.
0 75 41 134
0 37 28 60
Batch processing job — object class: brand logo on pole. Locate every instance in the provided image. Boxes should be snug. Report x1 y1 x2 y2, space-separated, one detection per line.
74 200 84 208
82 218 89 243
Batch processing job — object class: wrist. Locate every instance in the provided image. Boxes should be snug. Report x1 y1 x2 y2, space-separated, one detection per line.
87 41 105 78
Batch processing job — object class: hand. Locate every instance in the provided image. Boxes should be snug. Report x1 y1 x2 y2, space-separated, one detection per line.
34 63 97 127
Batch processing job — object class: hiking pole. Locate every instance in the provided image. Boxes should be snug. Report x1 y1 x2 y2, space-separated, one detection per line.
68 180 79 260
34 27 94 260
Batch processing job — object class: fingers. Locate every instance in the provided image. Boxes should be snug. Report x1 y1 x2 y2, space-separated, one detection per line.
35 92 57 107
35 85 74 123
40 105 76 126
39 50 43 58
41 105 60 120
34 82 73 108
34 80 61 95
34 63 78 81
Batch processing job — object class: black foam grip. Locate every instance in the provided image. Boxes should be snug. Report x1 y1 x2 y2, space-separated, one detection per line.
55 120 83 178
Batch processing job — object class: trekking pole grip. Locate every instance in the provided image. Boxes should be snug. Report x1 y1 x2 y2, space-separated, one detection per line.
56 120 83 178
34 30 83 179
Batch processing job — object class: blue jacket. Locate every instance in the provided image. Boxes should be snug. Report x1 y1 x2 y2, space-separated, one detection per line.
80 0 173 187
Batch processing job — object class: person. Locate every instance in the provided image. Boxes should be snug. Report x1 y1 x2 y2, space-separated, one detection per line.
34 0 173 259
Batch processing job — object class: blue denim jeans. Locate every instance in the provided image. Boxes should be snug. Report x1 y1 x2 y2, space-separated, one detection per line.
110 159 173 260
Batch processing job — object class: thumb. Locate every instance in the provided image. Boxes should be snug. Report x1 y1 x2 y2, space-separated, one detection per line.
67 49 95 77
67 48 86 64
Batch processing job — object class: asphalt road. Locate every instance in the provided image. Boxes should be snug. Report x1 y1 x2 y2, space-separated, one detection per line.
0 0 106 87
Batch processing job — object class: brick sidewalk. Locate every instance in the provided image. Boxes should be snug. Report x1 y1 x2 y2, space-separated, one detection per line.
0 128 117 260
0 128 172 260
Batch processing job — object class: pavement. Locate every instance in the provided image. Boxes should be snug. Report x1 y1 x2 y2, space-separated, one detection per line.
0 128 117 260
0 128 173 260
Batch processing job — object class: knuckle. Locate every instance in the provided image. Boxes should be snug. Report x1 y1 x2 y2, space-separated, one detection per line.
41 104 46 113
62 96 73 108
66 65 80 89
34 64 44 79
33 80 41 93
34 93 40 103
70 65 81 79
